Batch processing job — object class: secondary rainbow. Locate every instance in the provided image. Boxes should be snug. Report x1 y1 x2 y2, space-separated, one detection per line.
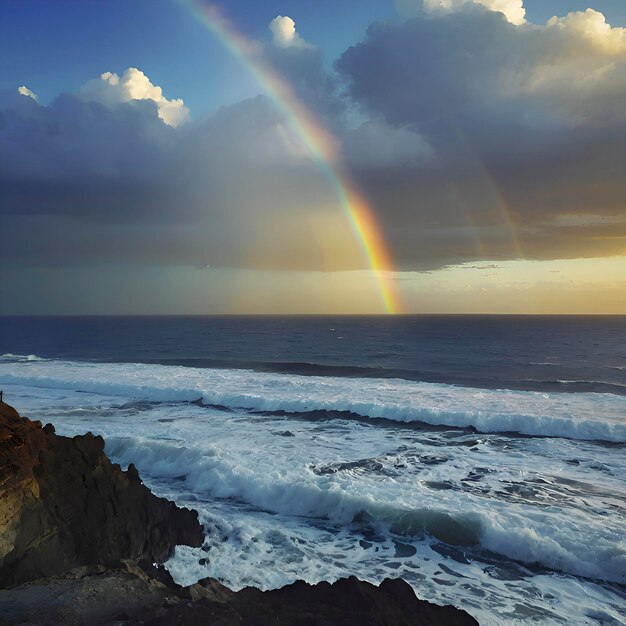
180 0 400 314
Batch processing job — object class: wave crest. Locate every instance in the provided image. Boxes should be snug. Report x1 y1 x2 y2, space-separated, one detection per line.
2 358 625 442
105 435 625 584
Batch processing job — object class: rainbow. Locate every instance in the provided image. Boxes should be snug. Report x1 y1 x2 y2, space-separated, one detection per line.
444 123 525 260
179 0 400 313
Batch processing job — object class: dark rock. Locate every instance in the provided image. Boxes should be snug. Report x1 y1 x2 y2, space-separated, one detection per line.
274 430 295 437
393 539 418 558
0 402 204 588
0 561 187 625
0 565 477 625
226 576 478 626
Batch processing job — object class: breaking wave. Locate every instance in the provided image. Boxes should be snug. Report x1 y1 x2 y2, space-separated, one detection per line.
1 357 625 442
105 435 626 584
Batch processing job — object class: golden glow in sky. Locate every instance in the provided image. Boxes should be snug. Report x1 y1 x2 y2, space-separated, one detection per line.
1 256 623 315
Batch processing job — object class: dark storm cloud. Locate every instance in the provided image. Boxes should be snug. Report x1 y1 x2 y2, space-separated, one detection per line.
336 5 626 267
0 89 183 219
0 79 362 270
263 39 346 129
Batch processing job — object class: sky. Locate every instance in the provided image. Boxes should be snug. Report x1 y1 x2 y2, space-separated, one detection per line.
0 0 625 314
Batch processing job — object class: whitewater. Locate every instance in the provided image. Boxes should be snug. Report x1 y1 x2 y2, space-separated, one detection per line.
1 353 625 625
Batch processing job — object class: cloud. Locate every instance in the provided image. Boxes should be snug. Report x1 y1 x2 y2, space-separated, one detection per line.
343 121 433 168
397 0 526 25
546 9 626 55
339 6 626 138
17 85 38 101
263 17 345 128
2 7 626 277
0 69 364 272
269 15 309 49
336 6 626 267
78 67 190 127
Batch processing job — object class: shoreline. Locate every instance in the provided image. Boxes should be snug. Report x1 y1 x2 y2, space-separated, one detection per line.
0 401 478 625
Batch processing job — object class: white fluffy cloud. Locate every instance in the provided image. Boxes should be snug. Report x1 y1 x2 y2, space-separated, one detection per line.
546 8 626 55
397 0 526 25
17 85 38 101
269 15 309 48
78 67 189 127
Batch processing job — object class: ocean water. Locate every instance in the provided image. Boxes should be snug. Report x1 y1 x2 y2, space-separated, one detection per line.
0 316 625 625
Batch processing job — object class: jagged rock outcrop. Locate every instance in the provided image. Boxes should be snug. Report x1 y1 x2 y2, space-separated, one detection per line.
0 401 204 587
228 576 476 625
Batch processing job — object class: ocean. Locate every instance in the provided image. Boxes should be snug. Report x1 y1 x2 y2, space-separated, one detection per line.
1 315 624 624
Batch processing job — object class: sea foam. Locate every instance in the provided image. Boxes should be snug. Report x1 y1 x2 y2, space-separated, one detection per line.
1 357 625 442
5 366 625 623
103 434 626 584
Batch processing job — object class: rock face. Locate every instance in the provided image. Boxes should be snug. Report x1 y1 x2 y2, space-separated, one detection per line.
0 564 479 625
0 402 479 625
0 401 204 587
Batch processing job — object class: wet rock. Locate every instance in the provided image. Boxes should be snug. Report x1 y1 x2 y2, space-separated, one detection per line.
393 540 418 558
274 430 296 437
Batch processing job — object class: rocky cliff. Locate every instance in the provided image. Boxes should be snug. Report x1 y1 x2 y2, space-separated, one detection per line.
0 401 204 587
